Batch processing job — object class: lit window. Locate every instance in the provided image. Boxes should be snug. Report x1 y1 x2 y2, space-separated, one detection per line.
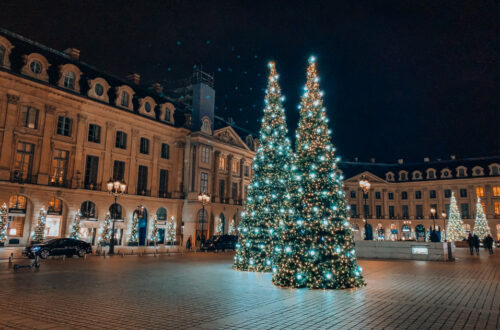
232 160 239 173
493 186 500 197
63 71 76 89
219 156 226 170
495 202 500 216
476 187 484 197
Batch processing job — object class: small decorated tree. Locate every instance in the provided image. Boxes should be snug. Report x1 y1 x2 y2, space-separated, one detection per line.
228 219 236 235
473 197 490 239
150 215 159 246
0 203 8 244
70 209 82 239
215 217 223 235
100 212 112 245
446 192 466 242
33 207 47 243
129 213 139 245
165 216 177 245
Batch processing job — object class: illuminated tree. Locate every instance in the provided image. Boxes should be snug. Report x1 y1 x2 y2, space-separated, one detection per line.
33 207 47 243
473 197 490 239
100 212 112 245
0 203 8 243
70 209 81 239
228 219 236 235
150 215 159 245
215 217 223 235
446 192 466 242
233 62 293 272
165 216 177 245
129 213 139 244
272 57 364 289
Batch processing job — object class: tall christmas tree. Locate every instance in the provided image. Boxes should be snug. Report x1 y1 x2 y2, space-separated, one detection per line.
272 56 364 289
446 192 466 242
233 62 293 272
70 209 81 239
215 217 223 235
100 212 112 245
129 213 139 244
228 219 236 235
473 197 490 239
165 216 177 245
33 207 47 242
0 203 8 244
150 215 159 246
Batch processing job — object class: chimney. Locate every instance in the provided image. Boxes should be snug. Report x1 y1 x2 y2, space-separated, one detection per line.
152 83 163 94
64 48 80 60
370 158 376 163
126 73 141 85
424 157 430 162
397 158 404 164
450 155 456 160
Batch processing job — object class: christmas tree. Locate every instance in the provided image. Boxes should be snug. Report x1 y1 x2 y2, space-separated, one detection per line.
272 57 364 289
0 203 8 243
165 216 177 245
215 217 223 235
233 61 293 272
150 215 159 245
100 212 111 245
70 209 81 239
228 219 236 235
473 197 490 239
33 207 47 242
129 213 139 244
446 192 466 242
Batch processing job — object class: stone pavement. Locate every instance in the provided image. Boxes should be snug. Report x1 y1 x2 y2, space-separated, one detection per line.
0 248 498 329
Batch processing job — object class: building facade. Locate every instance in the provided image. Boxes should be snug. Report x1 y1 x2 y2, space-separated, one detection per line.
0 29 255 247
341 157 500 241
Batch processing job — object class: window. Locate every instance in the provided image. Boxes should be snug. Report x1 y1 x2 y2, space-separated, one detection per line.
159 169 169 197
444 189 452 198
0 45 5 65
389 206 395 218
493 186 500 197
95 83 104 96
136 165 148 195
415 191 422 199
121 91 129 107
144 102 152 113
57 116 73 137
491 166 499 176
388 192 394 200
157 207 167 221
200 172 208 193
445 204 450 215
459 188 467 198
81 201 96 219
472 166 484 176
84 155 99 188
416 205 423 219
20 106 39 129
161 143 170 159
429 190 437 199
457 168 466 177
402 205 409 219
476 187 484 197
495 202 500 217
219 156 226 170
232 160 239 173
112 160 125 181
88 124 101 143
201 118 211 133
63 71 76 89
201 146 210 163
244 185 248 200
375 191 381 199
232 182 238 200
30 60 42 74
47 198 63 215
219 179 225 199
350 204 357 218
412 171 422 180
401 191 408 200
115 131 127 149
140 138 150 154
13 142 34 182
376 205 382 218
9 195 27 211
244 166 249 177
109 203 123 220
165 109 171 122
461 203 470 219
399 172 407 181
386 172 394 181
427 170 435 179
50 149 68 185
442 169 451 178
350 191 356 199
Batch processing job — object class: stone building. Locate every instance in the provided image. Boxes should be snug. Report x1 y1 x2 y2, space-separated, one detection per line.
0 29 256 247
341 157 500 241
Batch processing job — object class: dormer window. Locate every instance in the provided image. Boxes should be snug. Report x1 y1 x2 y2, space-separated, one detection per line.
95 83 104 96
472 166 484 177
441 168 452 178
121 91 129 107
57 64 81 92
63 71 76 89
22 53 50 82
399 171 408 181
0 45 5 66
456 166 467 178
427 169 436 179
489 163 500 176
0 36 13 69
412 171 422 180
144 102 151 112
138 97 156 118
30 60 42 74
165 108 170 121
386 172 394 181
88 78 110 103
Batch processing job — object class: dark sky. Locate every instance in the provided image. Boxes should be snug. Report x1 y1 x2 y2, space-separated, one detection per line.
1 0 498 162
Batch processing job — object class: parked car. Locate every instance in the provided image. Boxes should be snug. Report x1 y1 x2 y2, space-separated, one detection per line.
23 238 92 259
200 235 238 251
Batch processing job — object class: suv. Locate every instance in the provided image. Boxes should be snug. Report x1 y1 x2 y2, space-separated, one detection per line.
23 238 92 259
200 235 238 251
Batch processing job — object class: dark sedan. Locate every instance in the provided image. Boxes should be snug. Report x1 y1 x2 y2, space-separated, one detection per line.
23 238 92 259
200 235 238 251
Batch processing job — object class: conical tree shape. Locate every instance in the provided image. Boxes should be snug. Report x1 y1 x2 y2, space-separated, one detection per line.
233 62 293 272
70 209 81 239
446 192 465 242
273 57 364 289
473 197 490 239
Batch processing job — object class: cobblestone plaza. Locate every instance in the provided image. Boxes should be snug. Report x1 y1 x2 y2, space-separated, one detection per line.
0 249 498 329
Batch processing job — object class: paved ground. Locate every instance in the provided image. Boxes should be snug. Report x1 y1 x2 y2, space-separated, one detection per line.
0 248 498 329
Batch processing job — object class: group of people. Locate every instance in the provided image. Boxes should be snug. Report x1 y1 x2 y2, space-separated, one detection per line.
466 233 495 255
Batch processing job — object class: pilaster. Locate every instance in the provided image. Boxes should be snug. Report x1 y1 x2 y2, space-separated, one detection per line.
37 104 57 185
0 94 20 180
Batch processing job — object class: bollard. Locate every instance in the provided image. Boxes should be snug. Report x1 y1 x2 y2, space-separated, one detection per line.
62 255 66 261
8 253 13 268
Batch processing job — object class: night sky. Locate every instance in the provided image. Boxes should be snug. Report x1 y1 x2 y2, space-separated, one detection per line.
1 0 498 162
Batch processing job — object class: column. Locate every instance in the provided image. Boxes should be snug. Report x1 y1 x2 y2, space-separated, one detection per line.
408 188 415 220
212 150 220 201
0 94 20 180
101 121 115 185
128 128 139 195
382 188 388 219
173 141 185 198
227 154 234 203
37 105 57 185
150 136 160 197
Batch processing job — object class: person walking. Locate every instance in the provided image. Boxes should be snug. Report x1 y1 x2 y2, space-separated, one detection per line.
473 234 480 255
467 233 474 256
483 234 494 255
186 236 192 250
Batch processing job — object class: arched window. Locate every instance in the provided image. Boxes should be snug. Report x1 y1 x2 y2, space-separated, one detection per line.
156 207 167 221
109 203 123 220
48 198 63 215
63 71 76 89
81 201 96 219
8 195 26 212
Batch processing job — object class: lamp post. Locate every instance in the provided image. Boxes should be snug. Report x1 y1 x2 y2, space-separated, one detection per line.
441 211 447 242
198 192 210 244
430 207 436 230
106 178 126 255
359 176 371 240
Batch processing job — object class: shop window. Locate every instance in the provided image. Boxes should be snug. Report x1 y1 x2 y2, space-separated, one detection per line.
48 198 63 215
109 203 123 220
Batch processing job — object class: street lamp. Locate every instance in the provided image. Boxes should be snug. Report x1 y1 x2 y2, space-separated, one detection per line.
106 178 126 254
441 211 447 242
430 207 436 230
359 176 371 240
198 192 210 244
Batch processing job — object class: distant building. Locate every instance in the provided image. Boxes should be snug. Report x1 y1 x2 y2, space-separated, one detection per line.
0 29 256 247
341 157 500 241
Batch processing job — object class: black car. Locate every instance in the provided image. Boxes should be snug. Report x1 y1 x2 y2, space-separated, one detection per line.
23 238 92 259
200 235 238 251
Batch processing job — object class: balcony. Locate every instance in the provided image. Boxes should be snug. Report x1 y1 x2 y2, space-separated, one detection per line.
158 192 172 199
49 178 71 188
9 172 37 184
81 183 102 191
137 189 151 197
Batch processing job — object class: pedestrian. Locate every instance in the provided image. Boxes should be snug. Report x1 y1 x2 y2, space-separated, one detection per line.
467 233 474 256
186 236 192 250
473 234 480 255
483 234 494 255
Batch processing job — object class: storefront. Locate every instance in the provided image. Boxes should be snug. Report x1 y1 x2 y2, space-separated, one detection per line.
376 224 385 240
390 224 398 241
7 195 27 244
45 198 63 238
79 201 98 245
401 225 411 240
415 224 426 241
